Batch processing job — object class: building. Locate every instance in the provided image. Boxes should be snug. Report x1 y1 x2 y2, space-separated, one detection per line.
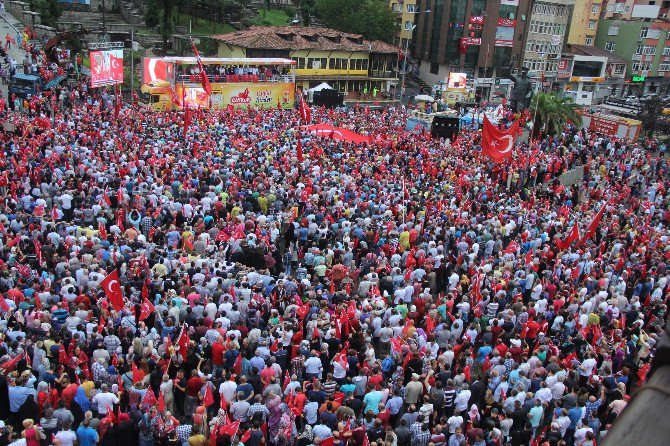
558 44 628 105
412 0 533 99
390 0 419 46
594 18 670 95
567 0 603 45
520 0 575 87
211 26 399 97
601 0 670 20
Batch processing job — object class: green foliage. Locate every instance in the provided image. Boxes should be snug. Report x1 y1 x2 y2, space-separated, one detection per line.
250 9 290 26
637 97 664 136
29 0 62 28
314 0 398 43
145 0 161 28
529 92 581 138
299 0 315 26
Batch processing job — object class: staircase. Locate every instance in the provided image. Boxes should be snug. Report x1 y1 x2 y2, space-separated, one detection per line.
407 72 430 92
58 10 131 32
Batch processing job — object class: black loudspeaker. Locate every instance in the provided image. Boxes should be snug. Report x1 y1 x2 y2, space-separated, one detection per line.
431 116 460 139
313 89 344 108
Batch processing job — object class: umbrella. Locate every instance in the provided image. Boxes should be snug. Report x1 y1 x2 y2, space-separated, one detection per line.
414 94 435 102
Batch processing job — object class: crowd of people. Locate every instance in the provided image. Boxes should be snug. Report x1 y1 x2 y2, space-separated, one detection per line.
0 38 667 446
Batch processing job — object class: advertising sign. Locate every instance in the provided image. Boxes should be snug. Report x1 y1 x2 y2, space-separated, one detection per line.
495 18 516 47
90 50 124 88
176 83 295 110
588 115 620 136
142 58 175 85
501 0 519 5
447 72 468 89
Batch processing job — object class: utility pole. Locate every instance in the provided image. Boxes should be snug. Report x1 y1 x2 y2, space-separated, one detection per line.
101 0 108 42
130 28 134 96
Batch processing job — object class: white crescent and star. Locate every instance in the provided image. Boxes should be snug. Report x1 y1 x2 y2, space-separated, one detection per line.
496 135 514 154
107 279 118 294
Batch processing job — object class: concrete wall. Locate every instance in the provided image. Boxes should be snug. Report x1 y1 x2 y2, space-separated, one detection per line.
5 2 57 38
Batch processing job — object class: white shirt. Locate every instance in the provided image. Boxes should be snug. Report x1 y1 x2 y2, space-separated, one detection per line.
93 392 119 414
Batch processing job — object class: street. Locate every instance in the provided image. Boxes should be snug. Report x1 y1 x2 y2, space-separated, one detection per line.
0 11 31 99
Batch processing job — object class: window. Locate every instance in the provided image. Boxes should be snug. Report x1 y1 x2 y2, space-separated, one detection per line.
606 41 616 51
293 57 305 69
659 63 670 72
636 44 644 55
585 37 594 45
664 47 670 56
407 3 416 12
591 4 599 14
430 62 439 75
648 29 661 39
640 28 649 38
614 64 625 74
588 21 596 30
608 25 619 36
404 21 413 30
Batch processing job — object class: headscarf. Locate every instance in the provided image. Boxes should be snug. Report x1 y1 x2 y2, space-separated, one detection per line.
74 386 91 412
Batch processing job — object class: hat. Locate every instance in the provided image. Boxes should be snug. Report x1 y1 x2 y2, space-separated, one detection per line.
411 373 420 380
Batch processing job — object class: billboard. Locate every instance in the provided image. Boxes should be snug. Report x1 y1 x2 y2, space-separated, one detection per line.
175 83 295 110
90 50 124 88
142 58 175 85
447 73 467 89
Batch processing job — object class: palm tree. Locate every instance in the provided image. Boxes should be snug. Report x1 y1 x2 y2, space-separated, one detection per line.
529 92 581 138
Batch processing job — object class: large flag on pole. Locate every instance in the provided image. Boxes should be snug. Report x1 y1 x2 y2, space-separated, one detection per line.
579 203 607 244
299 95 311 123
191 38 211 96
481 115 520 163
100 270 124 311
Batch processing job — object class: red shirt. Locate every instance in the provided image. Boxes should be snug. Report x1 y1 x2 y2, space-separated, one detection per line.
61 384 78 408
186 376 204 397
367 373 383 390
211 342 225 366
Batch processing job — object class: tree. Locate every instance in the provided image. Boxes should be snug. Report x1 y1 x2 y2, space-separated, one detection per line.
299 0 315 26
637 97 664 136
529 92 581 138
314 0 398 44
30 0 62 28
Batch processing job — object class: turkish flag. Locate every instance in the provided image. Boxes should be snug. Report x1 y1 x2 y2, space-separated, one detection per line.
218 420 240 438
157 391 165 412
299 96 311 123
556 223 580 251
191 40 212 96
141 387 158 407
100 269 124 311
579 203 606 244
481 115 520 163
0 354 21 373
98 221 107 240
241 429 252 443
132 362 144 383
203 384 215 407
234 353 242 375
138 298 155 321
177 324 190 356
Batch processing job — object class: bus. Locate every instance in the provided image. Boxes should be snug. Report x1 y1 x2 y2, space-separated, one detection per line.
140 57 296 111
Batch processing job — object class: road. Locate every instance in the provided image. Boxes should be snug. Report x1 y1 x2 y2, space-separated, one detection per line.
0 11 32 99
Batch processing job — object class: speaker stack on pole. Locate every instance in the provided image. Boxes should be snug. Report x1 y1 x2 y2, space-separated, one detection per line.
313 89 344 108
430 116 460 140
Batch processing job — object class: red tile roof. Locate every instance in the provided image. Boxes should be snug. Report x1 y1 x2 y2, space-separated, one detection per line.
211 26 398 54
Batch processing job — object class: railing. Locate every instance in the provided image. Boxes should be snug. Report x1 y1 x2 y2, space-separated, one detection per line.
177 74 294 84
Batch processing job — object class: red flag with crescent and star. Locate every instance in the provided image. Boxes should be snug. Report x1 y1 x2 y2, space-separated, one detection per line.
481 115 520 163
100 269 124 311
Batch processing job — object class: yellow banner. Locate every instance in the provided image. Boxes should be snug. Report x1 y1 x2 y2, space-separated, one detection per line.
175 83 295 110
